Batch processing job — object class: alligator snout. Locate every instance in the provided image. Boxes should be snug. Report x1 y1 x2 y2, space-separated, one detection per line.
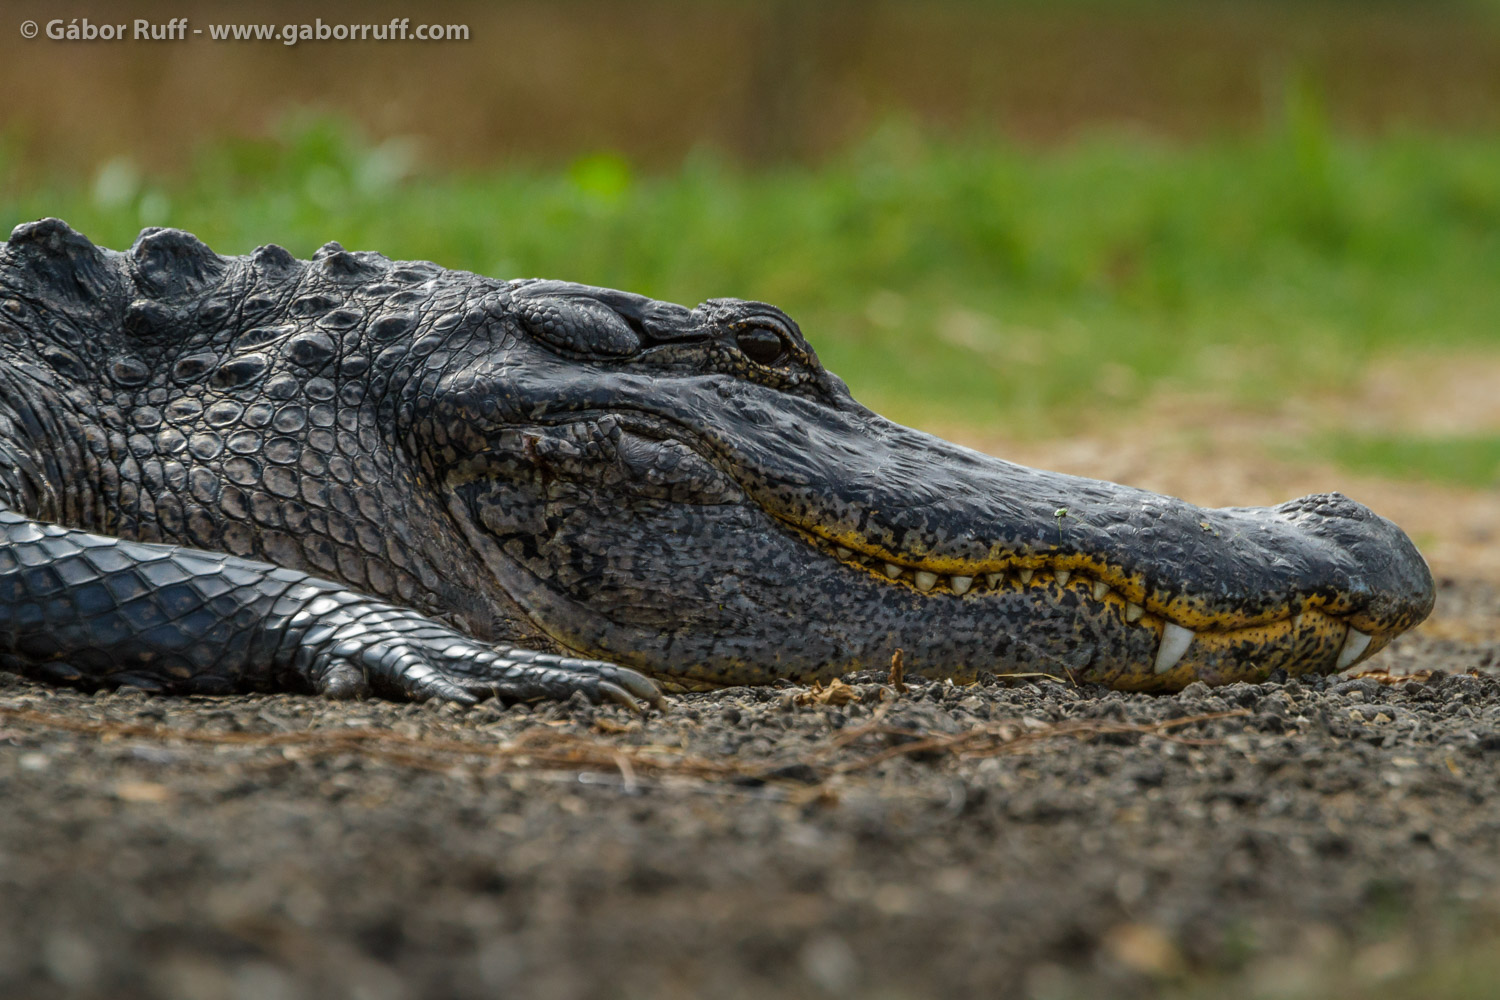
684 395 1438 689
1269 492 1436 637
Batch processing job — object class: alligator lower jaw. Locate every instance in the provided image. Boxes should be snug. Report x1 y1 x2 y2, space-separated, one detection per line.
783 523 1391 689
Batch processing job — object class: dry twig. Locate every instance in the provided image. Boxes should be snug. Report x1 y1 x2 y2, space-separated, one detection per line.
888 649 908 694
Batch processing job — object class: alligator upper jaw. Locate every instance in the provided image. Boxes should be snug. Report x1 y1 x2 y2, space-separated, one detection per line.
762 469 1434 637
721 397 1429 664
698 382 1435 631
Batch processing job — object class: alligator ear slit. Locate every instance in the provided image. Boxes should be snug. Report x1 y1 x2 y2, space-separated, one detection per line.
514 292 642 358
619 312 650 342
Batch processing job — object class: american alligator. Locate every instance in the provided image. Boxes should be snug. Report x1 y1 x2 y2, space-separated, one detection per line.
0 220 1434 707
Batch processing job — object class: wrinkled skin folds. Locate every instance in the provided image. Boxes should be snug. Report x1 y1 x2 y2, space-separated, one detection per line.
0 220 1435 705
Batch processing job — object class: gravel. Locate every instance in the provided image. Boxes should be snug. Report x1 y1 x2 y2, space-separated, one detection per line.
1 578 1497 1000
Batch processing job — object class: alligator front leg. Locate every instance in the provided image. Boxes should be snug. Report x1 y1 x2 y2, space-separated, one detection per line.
0 510 663 710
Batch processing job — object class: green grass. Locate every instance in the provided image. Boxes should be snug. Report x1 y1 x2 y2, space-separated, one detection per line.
4 112 1499 448
1321 434 1500 489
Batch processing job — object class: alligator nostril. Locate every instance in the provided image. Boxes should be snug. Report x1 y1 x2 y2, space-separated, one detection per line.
1277 492 1377 523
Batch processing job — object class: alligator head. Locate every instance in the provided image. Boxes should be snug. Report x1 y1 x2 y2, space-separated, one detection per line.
429 280 1435 691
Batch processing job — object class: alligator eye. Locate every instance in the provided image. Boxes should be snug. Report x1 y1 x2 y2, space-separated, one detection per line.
735 326 787 366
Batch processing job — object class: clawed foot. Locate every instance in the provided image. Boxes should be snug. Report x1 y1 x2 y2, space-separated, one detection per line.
296 603 664 711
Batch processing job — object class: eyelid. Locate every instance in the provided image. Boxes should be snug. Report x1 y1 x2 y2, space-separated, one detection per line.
740 315 791 338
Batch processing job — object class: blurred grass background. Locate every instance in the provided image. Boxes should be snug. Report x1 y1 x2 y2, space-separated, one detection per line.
2 0 1499 481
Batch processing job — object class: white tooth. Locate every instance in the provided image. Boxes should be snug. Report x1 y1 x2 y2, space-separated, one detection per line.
951 575 973 596
986 572 1004 588
1125 602 1145 622
1054 570 1071 586
1335 627 1373 670
836 546 853 559
1092 580 1110 601
884 563 904 579
1016 569 1034 584
914 571 938 592
1291 612 1304 631
1154 622 1195 674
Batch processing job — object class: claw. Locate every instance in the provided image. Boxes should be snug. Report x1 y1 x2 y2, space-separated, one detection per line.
596 680 644 712
438 685 480 707
507 652 667 712
402 660 479 706
613 670 667 711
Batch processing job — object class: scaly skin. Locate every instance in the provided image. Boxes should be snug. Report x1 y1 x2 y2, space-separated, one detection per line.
0 220 1435 705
